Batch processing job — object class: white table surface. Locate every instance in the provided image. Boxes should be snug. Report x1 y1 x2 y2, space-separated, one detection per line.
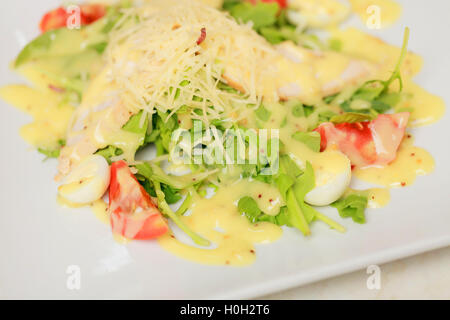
261 246 449 299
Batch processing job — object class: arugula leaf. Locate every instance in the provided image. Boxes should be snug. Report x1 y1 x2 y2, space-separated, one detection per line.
14 8 121 68
330 112 374 124
382 27 410 92
336 28 410 116
229 2 279 30
134 162 153 180
328 38 342 52
134 162 182 204
37 139 66 159
291 103 305 117
153 111 179 154
15 30 56 67
238 196 262 223
238 197 292 227
139 162 216 190
331 193 368 224
240 159 345 234
259 26 299 44
88 42 108 54
292 161 317 223
224 0 304 45
222 0 241 11
96 111 149 163
38 148 60 159
371 100 391 114
285 188 311 235
303 105 315 117
278 154 302 178
95 145 123 164
122 110 149 135
275 173 295 200
292 131 321 152
161 184 182 204
255 104 271 121
175 193 193 216
259 27 287 44
318 110 337 123
154 181 210 246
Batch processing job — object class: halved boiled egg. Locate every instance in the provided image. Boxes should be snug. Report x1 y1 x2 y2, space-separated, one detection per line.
58 155 110 204
304 150 351 206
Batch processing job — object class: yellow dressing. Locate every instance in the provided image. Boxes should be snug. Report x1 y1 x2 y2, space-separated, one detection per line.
331 27 423 79
91 199 110 225
345 187 391 209
158 180 283 266
0 84 74 150
366 188 390 208
57 195 87 209
397 81 446 127
354 134 435 187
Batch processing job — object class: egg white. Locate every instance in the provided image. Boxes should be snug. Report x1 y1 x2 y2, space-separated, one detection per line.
304 151 351 206
58 155 110 204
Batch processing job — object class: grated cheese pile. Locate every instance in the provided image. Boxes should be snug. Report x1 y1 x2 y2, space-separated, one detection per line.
104 0 282 124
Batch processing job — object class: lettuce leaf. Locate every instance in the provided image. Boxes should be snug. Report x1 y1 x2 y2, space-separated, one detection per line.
255 104 271 121
237 196 292 227
95 145 123 164
37 139 65 159
331 193 368 224
229 2 279 29
292 131 321 152
334 28 410 116
329 112 374 124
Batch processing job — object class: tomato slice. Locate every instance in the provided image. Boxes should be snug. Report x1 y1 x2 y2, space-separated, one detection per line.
39 4 106 33
79 4 106 24
39 7 72 33
109 161 169 240
315 112 409 167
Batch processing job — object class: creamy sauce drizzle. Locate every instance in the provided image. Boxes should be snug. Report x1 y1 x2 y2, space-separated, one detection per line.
354 134 434 187
158 180 283 266
344 187 391 208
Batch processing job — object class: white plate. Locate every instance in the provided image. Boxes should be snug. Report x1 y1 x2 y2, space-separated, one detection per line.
0 0 449 299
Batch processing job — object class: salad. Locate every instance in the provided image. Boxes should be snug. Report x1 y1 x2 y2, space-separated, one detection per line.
0 0 444 266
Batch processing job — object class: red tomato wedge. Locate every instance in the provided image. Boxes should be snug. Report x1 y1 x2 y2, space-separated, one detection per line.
248 0 288 9
109 161 169 240
78 4 107 24
39 4 106 33
315 112 410 168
